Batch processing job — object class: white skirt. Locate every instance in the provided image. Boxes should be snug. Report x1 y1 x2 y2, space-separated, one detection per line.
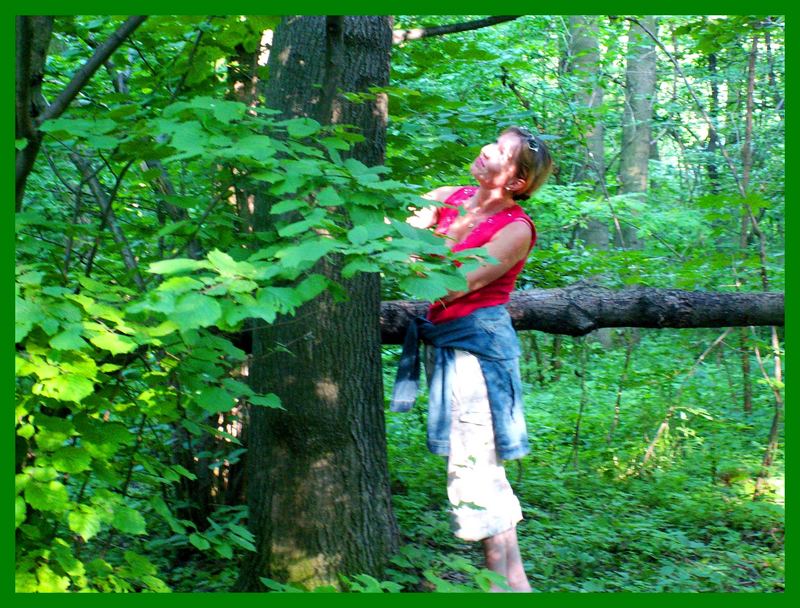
445 349 524 541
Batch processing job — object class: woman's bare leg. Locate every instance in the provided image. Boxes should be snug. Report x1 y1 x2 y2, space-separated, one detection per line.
481 526 531 592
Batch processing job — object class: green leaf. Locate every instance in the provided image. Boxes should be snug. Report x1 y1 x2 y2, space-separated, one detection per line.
17 270 44 285
270 198 309 214
317 186 343 206
68 505 103 541
196 387 235 413
35 374 95 403
16 138 28 150
39 117 117 137
171 292 222 331
49 328 88 351
347 226 369 245
15 496 26 528
398 276 449 302
112 506 147 535
208 249 256 278
24 480 69 512
211 99 246 123
250 393 282 408
281 117 321 138
124 551 158 577
320 136 350 151
51 446 92 474
235 134 277 161
295 274 329 302
35 565 71 592
73 415 134 457
148 258 209 275
342 259 381 278
89 331 137 355
189 533 211 550
275 239 338 268
157 276 203 295
15 296 45 342
215 543 234 559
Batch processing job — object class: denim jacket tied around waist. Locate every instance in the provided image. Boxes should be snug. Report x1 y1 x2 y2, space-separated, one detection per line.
390 305 530 460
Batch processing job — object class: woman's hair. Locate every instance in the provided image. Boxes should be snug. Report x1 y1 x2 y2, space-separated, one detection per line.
502 126 554 201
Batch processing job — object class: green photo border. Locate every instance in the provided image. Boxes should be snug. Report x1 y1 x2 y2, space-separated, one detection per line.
7 3 791 607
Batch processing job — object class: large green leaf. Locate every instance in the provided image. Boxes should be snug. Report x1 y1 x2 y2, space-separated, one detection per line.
68 505 103 541
49 327 88 351
249 393 282 408
274 239 338 268
195 387 235 413
280 117 321 138
51 446 92 474
171 293 222 331
207 249 256 278
34 374 95 403
112 506 147 535
24 480 69 512
317 186 344 206
148 258 209 275
15 497 26 529
89 331 137 355
15 297 44 342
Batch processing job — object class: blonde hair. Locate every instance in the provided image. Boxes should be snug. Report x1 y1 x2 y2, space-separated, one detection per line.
501 127 554 201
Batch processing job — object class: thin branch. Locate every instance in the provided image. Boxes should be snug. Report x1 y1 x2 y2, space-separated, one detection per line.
173 189 230 257
393 16 520 44
71 153 145 289
641 328 733 466
36 16 148 125
171 26 207 101
127 36 158 76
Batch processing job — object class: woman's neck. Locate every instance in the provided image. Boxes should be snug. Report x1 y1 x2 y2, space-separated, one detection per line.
471 185 516 214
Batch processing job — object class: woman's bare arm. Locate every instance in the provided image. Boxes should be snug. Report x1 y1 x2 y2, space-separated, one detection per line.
406 186 461 229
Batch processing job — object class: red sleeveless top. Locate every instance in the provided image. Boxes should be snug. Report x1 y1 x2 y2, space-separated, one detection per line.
427 186 537 324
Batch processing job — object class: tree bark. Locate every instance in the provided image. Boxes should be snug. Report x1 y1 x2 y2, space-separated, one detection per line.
706 52 721 194
618 16 657 250
236 16 397 591
568 16 608 249
15 16 54 212
379 285 784 344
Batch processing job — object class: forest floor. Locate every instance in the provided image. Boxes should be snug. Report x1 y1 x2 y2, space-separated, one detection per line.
168 330 784 593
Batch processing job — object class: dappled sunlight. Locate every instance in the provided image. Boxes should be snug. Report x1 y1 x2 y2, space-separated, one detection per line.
315 378 340 404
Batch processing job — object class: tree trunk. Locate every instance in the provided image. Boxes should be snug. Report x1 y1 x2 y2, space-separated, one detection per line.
15 16 54 212
236 16 397 591
737 35 760 414
618 16 657 250
706 52 721 194
379 285 784 343
568 16 608 249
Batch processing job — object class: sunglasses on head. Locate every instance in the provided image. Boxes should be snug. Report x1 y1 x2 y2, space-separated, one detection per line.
517 127 540 152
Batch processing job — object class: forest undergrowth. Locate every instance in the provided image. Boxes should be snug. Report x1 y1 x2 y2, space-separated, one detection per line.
166 329 784 593
381 329 784 593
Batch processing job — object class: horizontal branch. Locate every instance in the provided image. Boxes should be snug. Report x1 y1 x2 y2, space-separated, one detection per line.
393 16 520 44
380 284 784 344
36 16 148 125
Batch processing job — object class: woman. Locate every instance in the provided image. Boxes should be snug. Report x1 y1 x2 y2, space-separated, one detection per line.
391 126 553 592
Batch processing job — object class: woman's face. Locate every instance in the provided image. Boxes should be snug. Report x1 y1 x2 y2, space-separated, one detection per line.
470 132 522 190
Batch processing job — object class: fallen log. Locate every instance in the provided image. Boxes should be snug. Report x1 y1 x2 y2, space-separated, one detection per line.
380 284 784 344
